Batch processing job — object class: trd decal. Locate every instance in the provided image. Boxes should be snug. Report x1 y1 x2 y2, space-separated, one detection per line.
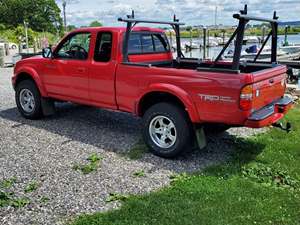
198 94 236 103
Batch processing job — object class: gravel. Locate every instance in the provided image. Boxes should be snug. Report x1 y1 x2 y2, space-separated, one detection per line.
0 68 266 225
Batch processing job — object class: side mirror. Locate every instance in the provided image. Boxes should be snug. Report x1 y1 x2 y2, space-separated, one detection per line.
42 47 53 58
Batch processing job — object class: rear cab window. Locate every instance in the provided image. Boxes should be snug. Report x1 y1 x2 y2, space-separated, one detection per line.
128 32 170 55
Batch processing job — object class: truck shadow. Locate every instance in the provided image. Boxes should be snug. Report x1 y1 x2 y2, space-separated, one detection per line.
0 103 266 173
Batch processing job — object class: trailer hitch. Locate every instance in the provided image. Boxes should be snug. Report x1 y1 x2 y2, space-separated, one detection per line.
272 122 292 133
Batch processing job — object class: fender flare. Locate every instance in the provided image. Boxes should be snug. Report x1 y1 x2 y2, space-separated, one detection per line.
14 66 48 97
138 83 200 123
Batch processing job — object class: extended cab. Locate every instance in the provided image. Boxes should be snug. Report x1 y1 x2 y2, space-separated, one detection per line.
12 8 293 158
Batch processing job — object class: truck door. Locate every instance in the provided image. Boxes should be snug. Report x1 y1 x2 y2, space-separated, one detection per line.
43 32 91 101
89 31 117 109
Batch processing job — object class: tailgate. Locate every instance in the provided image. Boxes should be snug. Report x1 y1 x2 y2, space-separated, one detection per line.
251 65 286 111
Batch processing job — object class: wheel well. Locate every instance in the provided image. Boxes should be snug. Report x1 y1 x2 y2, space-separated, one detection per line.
15 73 35 88
138 92 187 117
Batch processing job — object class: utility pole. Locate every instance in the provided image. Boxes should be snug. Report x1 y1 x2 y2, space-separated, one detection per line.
24 21 29 53
63 0 67 32
214 6 218 28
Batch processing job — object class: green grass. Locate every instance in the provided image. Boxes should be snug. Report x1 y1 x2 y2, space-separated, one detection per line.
132 170 146 178
71 105 300 225
125 141 148 160
24 181 39 193
39 196 50 204
0 178 37 208
0 191 30 208
0 177 17 189
105 193 129 203
73 153 103 174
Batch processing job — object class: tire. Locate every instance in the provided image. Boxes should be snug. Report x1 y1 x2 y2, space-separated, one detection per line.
15 80 43 119
142 102 194 158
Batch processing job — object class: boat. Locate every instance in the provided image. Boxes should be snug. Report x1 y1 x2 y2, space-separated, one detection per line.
243 36 260 44
185 42 200 50
224 45 286 60
280 44 300 54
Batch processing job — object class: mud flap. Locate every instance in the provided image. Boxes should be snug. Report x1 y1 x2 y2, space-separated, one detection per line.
272 122 292 133
41 98 55 116
196 127 207 149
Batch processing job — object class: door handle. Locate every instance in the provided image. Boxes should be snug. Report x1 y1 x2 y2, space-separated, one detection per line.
77 67 86 73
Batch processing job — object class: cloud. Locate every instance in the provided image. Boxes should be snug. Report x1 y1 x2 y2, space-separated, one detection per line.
56 0 300 27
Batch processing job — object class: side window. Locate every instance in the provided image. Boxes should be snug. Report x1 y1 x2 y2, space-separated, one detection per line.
153 34 169 52
94 32 112 62
56 32 91 60
128 33 142 54
141 34 154 53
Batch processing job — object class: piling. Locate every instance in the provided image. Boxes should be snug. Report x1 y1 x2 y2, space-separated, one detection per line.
203 27 207 59
283 26 289 46
198 29 201 48
222 30 225 45
261 26 266 44
189 30 192 49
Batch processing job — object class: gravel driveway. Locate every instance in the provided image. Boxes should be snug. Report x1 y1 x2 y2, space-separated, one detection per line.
0 68 265 225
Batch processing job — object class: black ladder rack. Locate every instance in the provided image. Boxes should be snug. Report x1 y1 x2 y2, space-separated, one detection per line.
215 4 280 71
118 11 185 63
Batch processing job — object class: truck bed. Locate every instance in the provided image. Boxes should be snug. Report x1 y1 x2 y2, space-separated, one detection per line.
149 58 277 74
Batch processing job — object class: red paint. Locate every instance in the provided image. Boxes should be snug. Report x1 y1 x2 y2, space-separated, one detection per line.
12 27 292 128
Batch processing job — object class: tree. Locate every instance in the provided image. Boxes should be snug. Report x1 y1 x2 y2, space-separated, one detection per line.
0 0 63 33
186 26 193 31
67 25 77 31
89 21 103 27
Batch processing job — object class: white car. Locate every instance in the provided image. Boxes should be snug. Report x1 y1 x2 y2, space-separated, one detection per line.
9 43 18 49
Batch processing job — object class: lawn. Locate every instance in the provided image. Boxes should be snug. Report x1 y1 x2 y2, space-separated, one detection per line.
71 104 300 225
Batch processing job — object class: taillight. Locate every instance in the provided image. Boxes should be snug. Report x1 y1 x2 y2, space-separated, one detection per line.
240 84 253 111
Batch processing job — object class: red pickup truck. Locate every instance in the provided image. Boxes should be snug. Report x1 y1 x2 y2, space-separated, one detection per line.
12 8 293 158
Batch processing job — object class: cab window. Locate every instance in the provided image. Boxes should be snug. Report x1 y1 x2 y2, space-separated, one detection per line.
128 32 170 54
55 32 91 60
153 34 169 52
94 32 112 62
141 34 154 53
128 33 142 54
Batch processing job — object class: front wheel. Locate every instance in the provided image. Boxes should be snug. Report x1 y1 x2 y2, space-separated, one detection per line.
15 80 43 119
142 102 194 158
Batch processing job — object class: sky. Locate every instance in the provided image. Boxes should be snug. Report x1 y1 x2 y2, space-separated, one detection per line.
55 0 300 27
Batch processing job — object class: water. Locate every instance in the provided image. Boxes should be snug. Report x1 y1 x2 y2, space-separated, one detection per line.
175 34 300 59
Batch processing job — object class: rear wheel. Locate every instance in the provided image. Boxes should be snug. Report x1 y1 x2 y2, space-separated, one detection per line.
142 102 194 158
15 80 43 119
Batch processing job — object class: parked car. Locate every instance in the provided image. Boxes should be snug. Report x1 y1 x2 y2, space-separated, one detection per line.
9 42 18 49
12 10 293 158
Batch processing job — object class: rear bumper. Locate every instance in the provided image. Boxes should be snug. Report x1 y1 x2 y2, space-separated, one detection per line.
245 96 293 128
